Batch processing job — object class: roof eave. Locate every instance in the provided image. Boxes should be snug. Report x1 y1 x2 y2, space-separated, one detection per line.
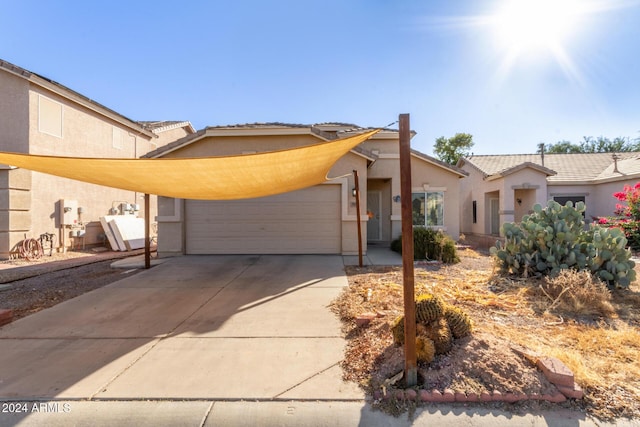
146 121 196 135
411 150 469 177
458 157 490 179
350 145 378 162
549 172 640 186
0 60 155 139
486 162 557 180
144 126 331 159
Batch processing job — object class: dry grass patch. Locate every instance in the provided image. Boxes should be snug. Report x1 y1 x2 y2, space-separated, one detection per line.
526 269 615 317
333 248 640 421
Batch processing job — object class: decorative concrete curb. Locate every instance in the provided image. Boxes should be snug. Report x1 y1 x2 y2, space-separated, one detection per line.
373 356 583 404
374 388 569 403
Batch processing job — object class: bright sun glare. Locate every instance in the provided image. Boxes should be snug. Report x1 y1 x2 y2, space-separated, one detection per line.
489 0 590 81
492 0 579 54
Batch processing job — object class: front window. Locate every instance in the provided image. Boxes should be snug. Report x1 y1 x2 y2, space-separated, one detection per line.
553 195 586 217
412 192 444 226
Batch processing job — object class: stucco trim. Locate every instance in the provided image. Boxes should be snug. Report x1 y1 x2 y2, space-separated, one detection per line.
422 185 447 191
333 178 355 221
37 94 64 139
511 184 540 190
550 192 590 197
155 198 183 222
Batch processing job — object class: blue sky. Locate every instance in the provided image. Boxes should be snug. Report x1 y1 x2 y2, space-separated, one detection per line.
1 0 639 156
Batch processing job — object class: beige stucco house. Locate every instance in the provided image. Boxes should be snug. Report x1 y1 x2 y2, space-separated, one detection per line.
144 123 467 257
458 152 640 246
0 59 194 258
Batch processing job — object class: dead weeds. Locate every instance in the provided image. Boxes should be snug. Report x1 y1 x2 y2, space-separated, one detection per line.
333 248 640 421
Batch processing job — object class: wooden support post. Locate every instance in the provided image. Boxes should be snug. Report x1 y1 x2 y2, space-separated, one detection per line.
353 169 363 267
144 193 151 269
399 113 417 387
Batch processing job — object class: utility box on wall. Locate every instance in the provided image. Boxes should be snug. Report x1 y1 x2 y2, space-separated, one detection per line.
59 199 79 225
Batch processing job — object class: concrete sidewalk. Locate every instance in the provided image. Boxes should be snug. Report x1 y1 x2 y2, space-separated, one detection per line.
1 400 635 426
343 246 403 266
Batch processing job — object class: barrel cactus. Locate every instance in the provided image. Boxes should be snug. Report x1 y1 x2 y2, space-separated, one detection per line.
443 304 473 338
391 315 405 345
390 298 473 363
415 336 436 363
415 293 444 324
420 318 453 355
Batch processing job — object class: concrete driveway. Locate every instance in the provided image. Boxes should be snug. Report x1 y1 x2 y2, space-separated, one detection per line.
0 255 362 400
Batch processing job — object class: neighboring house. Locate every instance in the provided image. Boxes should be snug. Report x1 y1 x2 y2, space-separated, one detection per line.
0 59 194 258
144 123 467 257
457 152 640 246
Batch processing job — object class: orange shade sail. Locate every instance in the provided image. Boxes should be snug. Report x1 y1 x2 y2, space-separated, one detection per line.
0 129 379 200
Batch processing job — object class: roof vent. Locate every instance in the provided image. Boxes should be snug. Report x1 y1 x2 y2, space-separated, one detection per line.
612 153 621 173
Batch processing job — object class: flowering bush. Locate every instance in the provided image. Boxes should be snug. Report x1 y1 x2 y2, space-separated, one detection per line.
613 182 640 220
598 183 640 250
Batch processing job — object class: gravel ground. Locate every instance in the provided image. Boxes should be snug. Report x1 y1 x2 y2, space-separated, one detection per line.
0 250 148 321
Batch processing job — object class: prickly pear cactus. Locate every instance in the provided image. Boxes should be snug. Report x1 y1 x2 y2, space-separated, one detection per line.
415 293 444 324
490 200 636 288
580 226 637 288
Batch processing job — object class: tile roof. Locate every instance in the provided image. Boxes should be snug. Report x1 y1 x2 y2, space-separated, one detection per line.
462 152 640 183
142 123 383 158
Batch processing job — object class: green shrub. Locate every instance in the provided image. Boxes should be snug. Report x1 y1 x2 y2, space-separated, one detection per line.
390 228 459 264
490 200 636 288
390 237 402 254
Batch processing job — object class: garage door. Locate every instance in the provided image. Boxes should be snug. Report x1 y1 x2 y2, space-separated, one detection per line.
185 185 341 254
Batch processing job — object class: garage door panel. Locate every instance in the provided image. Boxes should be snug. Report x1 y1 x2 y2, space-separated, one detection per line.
185 186 341 254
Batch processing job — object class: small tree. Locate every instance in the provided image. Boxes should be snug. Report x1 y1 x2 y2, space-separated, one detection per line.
433 133 474 165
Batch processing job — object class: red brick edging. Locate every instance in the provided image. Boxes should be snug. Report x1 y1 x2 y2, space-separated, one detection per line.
375 388 570 403
373 356 584 404
0 308 13 326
